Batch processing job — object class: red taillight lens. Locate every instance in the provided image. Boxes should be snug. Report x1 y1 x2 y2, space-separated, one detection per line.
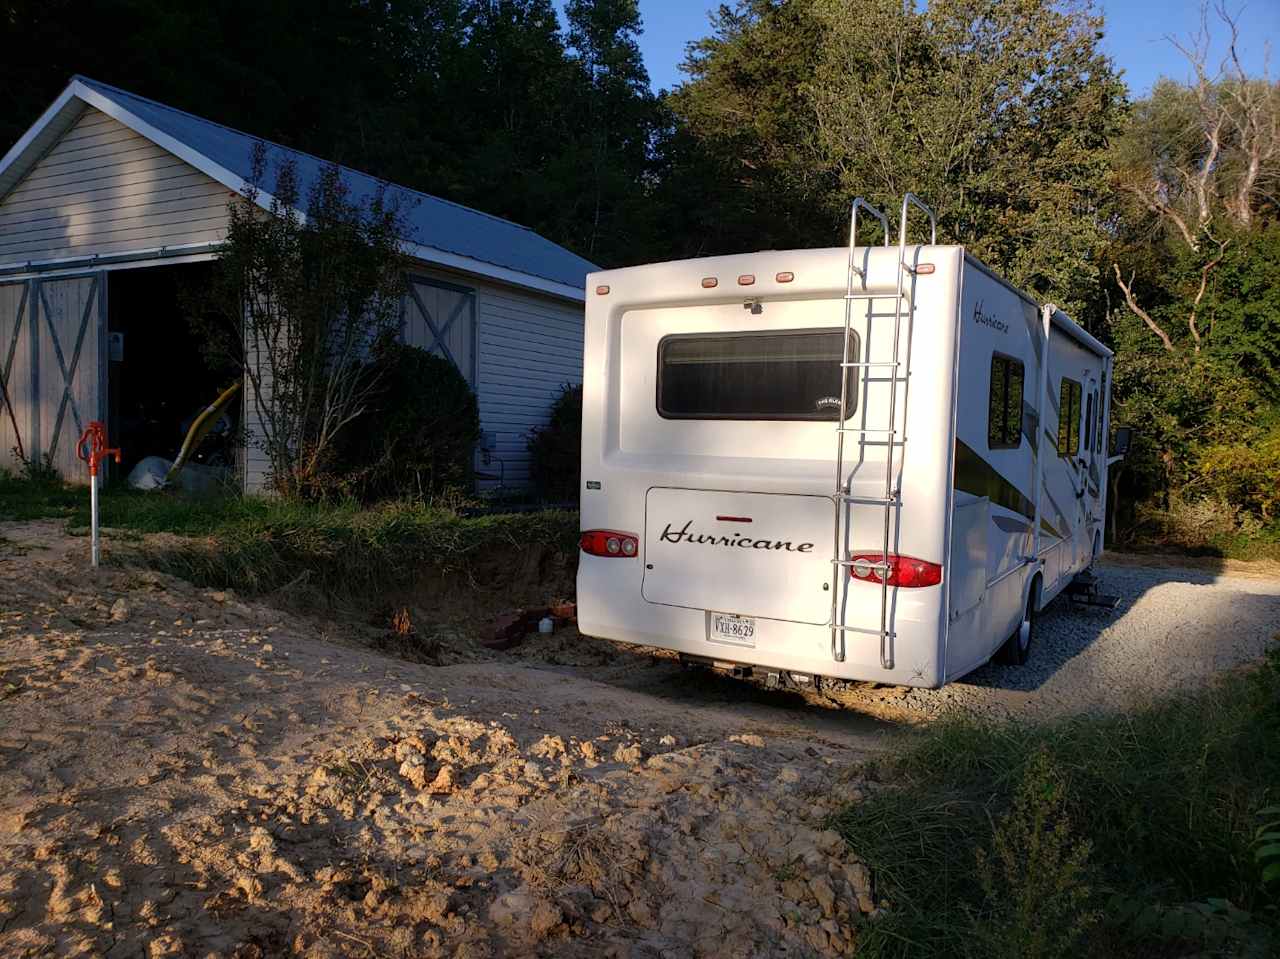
848 553 942 588
581 530 639 558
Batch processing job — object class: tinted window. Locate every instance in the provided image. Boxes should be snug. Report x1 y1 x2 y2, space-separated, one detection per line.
1057 378 1082 457
987 353 1024 449
657 329 857 420
1084 391 1095 452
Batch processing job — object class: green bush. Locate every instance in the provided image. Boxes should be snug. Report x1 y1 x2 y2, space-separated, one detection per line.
341 342 480 501
527 383 582 503
832 647 1280 958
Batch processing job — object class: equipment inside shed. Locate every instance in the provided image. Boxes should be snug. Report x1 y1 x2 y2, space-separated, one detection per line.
106 263 236 478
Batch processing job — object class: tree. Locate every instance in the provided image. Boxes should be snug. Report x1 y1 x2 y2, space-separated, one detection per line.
1109 3 1280 356
195 146 407 498
669 0 1127 316
562 0 665 262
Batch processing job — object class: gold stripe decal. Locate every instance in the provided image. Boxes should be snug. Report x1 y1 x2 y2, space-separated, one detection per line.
953 439 1036 522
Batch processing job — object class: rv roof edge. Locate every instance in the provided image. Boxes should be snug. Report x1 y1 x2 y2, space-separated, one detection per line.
1046 304 1113 359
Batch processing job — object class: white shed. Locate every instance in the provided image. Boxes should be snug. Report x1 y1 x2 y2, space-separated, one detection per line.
0 76 595 492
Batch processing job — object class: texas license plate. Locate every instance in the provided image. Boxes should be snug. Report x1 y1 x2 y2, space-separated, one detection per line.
711 612 756 646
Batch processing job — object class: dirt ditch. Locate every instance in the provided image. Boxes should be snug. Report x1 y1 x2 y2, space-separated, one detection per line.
0 522 889 957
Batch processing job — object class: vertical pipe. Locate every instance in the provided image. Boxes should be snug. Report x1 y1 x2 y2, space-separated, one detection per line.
90 471 99 567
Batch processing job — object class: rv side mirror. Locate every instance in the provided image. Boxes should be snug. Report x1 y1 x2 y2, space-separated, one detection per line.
1110 427 1133 458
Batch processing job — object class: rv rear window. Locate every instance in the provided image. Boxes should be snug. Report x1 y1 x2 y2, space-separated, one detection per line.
987 353 1025 449
656 329 857 420
1058 378 1082 457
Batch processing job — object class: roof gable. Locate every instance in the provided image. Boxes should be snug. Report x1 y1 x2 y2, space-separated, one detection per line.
0 77 596 299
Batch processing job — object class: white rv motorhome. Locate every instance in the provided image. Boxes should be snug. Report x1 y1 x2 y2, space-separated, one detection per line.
577 196 1113 688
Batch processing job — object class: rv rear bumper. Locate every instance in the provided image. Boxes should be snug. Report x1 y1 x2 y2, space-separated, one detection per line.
577 556 945 688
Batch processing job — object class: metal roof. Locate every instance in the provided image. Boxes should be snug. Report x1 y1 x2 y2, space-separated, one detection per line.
0 76 597 298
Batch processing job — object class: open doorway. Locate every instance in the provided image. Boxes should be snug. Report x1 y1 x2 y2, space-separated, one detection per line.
107 262 238 479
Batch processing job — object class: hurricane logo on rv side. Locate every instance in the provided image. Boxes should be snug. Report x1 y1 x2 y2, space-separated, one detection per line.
658 521 815 553
973 299 1009 334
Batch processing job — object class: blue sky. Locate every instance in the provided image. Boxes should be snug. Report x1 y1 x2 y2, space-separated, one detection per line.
559 1 1278 96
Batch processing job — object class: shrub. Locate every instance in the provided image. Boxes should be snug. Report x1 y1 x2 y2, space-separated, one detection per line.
831 648 1280 958
527 383 582 503
340 342 480 501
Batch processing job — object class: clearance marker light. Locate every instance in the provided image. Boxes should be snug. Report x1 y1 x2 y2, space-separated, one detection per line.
775 271 795 283
737 274 755 286
701 276 718 288
913 263 936 275
595 284 610 295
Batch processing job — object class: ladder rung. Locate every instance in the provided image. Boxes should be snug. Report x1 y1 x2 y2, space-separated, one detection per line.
831 559 892 570
836 493 899 504
843 293 905 300
840 361 899 368
836 427 896 434
831 624 897 636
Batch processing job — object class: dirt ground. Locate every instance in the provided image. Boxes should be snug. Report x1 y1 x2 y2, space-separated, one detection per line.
0 523 892 958
3 521 1277 957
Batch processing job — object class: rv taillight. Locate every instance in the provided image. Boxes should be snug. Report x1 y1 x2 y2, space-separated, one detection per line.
848 553 942 588
581 530 639 558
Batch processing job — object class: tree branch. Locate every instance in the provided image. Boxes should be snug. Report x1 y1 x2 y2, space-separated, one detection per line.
1113 263 1175 351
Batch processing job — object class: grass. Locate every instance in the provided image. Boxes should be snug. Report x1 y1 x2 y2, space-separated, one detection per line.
834 648 1280 958
0 472 580 597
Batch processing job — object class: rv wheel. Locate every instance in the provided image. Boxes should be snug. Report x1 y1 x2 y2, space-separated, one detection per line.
995 580 1038 666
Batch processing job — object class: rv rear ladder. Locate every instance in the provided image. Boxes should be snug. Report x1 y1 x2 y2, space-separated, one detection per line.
829 194 937 671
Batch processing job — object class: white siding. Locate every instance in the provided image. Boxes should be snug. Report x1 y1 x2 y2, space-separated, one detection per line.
475 283 584 490
0 107 232 265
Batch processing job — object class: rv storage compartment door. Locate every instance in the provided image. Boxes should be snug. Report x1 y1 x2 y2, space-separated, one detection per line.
642 488 834 624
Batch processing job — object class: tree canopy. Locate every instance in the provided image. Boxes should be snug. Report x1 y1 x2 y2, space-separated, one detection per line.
2 0 1277 532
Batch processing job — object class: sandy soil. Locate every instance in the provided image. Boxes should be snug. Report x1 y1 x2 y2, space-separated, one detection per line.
0 522 892 958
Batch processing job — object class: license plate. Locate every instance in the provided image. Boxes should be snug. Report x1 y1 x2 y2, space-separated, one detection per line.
711 612 756 646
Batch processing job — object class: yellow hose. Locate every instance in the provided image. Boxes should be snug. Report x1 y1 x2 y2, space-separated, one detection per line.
165 381 242 484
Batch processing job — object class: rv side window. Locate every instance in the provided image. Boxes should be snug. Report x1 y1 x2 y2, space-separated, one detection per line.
657 329 857 420
1095 376 1105 453
1084 392 1095 452
987 354 1024 449
1057 378 1082 457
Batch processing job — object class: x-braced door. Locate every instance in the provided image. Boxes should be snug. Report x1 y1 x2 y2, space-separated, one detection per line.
33 274 106 481
402 276 477 385
0 279 33 473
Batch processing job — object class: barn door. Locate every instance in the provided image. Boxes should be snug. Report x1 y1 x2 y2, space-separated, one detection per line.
0 280 33 473
33 274 106 481
402 276 477 385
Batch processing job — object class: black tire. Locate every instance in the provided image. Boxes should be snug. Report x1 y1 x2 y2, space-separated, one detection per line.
995 578 1039 665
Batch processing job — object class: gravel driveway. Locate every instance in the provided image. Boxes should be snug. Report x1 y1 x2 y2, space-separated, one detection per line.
875 558 1280 721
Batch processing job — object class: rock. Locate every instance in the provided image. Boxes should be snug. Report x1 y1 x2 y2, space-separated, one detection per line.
531 735 566 759
580 741 600 763
209 591 228 603
529 899 563 938
777 766 801 784
730 734 765 747
816 829 844 855
395 737 431 762
809 876 836 918
110 599 130 623
780 879 808 903
658 735 677 747
613 743 645 765
626 898 655 927
427 764 456 794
